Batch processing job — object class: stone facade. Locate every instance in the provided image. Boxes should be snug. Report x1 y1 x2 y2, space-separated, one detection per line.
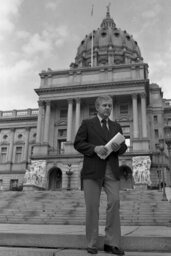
0 10 171 191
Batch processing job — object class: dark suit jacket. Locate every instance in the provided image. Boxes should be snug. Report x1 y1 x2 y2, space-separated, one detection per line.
74 116 127 180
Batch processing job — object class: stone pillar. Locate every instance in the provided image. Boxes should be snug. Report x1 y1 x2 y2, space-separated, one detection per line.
167 144 171 187
75 98 81 133
36 101 44 143
112 96 117 121
24 127 30 162
67 99 73 141
110 99 114 121
43 101 51 144
140 93 148 138
132 94 139 138
8 128 15 162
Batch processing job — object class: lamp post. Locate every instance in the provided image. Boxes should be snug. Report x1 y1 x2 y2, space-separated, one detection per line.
164 125 171 187
66 163 73 190
155 143 162 192
159 139 168 201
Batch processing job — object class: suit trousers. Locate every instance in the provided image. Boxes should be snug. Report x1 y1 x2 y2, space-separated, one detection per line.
83 162 121 249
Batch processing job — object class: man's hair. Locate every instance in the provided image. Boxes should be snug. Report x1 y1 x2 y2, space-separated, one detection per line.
95 95 112 108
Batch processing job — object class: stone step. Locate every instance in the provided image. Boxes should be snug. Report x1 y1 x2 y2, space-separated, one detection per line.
0 225 170 252
0 248 171 256
0 190 170 226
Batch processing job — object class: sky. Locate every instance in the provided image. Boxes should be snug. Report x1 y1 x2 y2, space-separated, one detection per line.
1 0 171 111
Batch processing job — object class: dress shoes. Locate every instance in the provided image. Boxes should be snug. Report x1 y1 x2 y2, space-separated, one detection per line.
104 244 125 255
87 247 98 254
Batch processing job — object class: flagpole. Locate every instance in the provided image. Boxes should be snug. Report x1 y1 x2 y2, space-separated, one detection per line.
91 30 93 67
91 4 94 67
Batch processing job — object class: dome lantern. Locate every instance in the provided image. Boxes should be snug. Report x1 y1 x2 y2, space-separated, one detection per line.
100 5 116 30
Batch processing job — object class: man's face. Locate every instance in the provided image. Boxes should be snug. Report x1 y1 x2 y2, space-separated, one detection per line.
96 99 112 119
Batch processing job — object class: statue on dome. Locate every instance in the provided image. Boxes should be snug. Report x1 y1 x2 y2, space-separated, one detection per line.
106 2 111 14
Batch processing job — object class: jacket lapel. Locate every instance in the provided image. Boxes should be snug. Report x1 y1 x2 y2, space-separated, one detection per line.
90 116 108 142
108 119 118 139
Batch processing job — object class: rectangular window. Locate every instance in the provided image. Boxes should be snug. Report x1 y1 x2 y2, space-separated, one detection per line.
58 139 66 154
122 126 130 134
0 179 3 190
60 109 67 119
30 146 34 156
15 146 22 163
89 105 96 117
125 137 131 152
120 104 128 114
10 179 18 190
0 147 7 163
154 129 159 139
167 119 171 126
58 129 67 137
153 115 158 123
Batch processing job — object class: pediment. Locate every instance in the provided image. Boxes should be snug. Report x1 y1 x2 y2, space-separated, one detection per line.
119 116 129 121
55 120 67 126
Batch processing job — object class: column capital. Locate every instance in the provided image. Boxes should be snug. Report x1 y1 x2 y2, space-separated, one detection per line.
132 93 138 99
45 100 51 106
140 92 146 99
75 98 81 103
67 98 73 104
38 100 44 107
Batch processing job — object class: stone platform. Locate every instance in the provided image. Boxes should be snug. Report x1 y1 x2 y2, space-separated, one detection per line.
0 224 171 252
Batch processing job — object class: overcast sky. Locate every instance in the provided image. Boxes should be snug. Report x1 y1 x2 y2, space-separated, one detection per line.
1 0 171 111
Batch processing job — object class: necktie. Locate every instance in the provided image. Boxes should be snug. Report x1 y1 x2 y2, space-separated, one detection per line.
101 119 109 138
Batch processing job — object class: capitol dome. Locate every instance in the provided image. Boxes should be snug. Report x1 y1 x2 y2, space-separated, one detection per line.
71 8 143 68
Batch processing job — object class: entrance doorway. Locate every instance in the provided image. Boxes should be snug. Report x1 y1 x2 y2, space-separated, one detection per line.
48 167 62 190
119 165 134 190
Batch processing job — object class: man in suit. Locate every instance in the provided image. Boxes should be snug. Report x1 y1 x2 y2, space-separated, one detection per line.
74 95 127 255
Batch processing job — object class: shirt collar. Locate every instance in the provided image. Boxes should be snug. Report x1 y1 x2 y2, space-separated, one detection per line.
97 114 109 123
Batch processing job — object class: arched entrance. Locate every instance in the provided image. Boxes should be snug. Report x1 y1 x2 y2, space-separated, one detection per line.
48 167 62 191
119 165 134 190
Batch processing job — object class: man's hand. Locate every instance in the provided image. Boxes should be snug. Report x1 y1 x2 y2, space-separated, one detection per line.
111 142 121 152
94 145 108 156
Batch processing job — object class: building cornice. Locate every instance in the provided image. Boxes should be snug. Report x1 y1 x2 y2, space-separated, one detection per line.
39 63 149 77
0 116 38 123
35 79 149 96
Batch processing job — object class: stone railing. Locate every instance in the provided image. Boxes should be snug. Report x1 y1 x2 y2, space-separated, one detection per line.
0 108 38 118
164 99 171 106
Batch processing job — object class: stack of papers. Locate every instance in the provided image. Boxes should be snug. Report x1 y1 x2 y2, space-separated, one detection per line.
98 132 125 159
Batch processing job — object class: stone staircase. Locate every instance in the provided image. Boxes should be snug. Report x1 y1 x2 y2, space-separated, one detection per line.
0 189 170 226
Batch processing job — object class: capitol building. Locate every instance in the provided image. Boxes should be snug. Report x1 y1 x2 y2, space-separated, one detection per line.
0 9 171 191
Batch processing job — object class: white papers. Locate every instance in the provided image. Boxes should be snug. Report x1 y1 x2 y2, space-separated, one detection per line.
98 132 125 159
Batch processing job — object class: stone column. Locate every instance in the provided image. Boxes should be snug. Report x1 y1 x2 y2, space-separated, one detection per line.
75 98 81 133
141 93 148 138
132 94 139 138
110 98 114 121
67 99 73 141
8 128 15 162
43 101 51 144
24 127 30 162
36 101 44 143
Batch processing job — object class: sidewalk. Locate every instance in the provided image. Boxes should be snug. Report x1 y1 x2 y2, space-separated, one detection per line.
0 224 170 252
0 248 171 256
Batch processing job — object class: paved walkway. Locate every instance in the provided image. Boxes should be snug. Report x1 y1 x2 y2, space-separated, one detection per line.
53 250 171 256
0 224 170 252
0 248 171 256
0 224 170 237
